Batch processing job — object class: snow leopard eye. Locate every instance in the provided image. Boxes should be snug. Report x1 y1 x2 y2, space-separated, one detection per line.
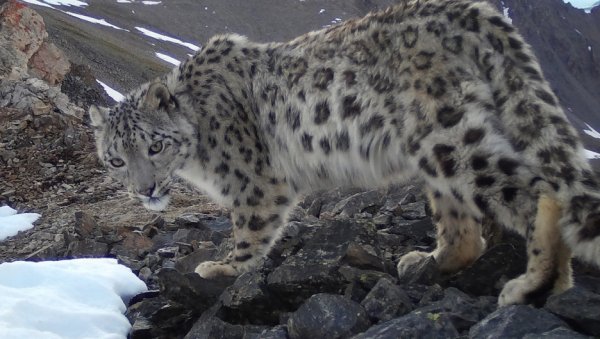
109 158 125 168
149 140 163 155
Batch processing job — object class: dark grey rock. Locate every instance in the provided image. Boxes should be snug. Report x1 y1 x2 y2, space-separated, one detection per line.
360 278 413 322
545 287 600 336
157 268 235 314
400 201 428 220
300 187 365 213
417 287 496 332
267 220 380 305
259 325 289 339
575 276 600 295
220 270 281 325
342 242 385 271
397 256 440 285
469 305 569 339
352 309 459 339
174 246 217 273
449 243 526 296
66 239 108 257
184 316 267 339
331 189 385 218
386 219 434 243
523 327 593 339
287 293 370 339
126 296 195 339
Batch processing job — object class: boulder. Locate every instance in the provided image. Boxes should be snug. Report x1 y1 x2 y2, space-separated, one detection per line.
287 293 370 339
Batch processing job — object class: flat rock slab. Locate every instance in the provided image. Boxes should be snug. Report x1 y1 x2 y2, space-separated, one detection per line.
469 305 569 339
287 293 370 339
545 287 600 336
360 278 413 322
352 308 459 339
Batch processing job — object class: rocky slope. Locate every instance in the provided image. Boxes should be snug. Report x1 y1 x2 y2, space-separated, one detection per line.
1 1 600 338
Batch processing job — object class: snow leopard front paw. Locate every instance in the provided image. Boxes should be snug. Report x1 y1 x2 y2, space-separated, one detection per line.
397 250 430 276
498 274 530 306
195 260 239 279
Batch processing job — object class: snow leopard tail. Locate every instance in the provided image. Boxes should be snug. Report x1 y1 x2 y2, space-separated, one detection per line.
471 0 600 266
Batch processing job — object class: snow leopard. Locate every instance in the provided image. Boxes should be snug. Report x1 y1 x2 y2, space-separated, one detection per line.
89 0 600 306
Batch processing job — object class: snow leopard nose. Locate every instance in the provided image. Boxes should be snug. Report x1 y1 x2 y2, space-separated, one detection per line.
139 184 156 197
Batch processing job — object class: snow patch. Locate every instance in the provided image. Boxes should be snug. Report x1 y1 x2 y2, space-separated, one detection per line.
584 123 600 139
501 1 512 24
21 0 87 7
63 11 128 31
135 27 200 51
563 0 600 13
142 0 161 4
584 149 600 159
0 206 40 241
96 80 125 102
155 52 180 66
0 258 147 339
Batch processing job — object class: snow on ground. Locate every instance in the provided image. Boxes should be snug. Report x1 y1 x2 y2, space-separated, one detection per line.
563 0 600 12
584 123 600 139
585 149 600 159
63 11 128 31
0 206 40 241
20 0 87 8
500 1 512 23
97 80 125 102
0 258 147 339
155 52 181 66
136 27 200 51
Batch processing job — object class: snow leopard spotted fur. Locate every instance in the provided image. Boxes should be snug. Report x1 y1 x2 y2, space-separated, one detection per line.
89 0 600 306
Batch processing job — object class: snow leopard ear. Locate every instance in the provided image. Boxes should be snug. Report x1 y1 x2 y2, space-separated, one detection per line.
89 105 109 129
143 82 177 112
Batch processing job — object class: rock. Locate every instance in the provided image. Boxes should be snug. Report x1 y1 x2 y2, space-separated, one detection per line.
449 243 526 296
267 219 380 305
397 256 440 285
352 308 459 339
417 288 496 333
220 270 280 325
259 325 288 339
61 63 111 110
342 242 385 271
287 293 370 339
0 1 46 79
157 268 235 314
360 278 413 322
330 189 385 218
469 305 569 339
184 316 267 339
73 211 97 238
28 41 70 85
403 284 444 306
386 219 434 243
110 232 153 259
127 296 194 339
523 327 593 339
67 239 109 258
545 287 600 336
175 245 218 273
399 201 428 220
